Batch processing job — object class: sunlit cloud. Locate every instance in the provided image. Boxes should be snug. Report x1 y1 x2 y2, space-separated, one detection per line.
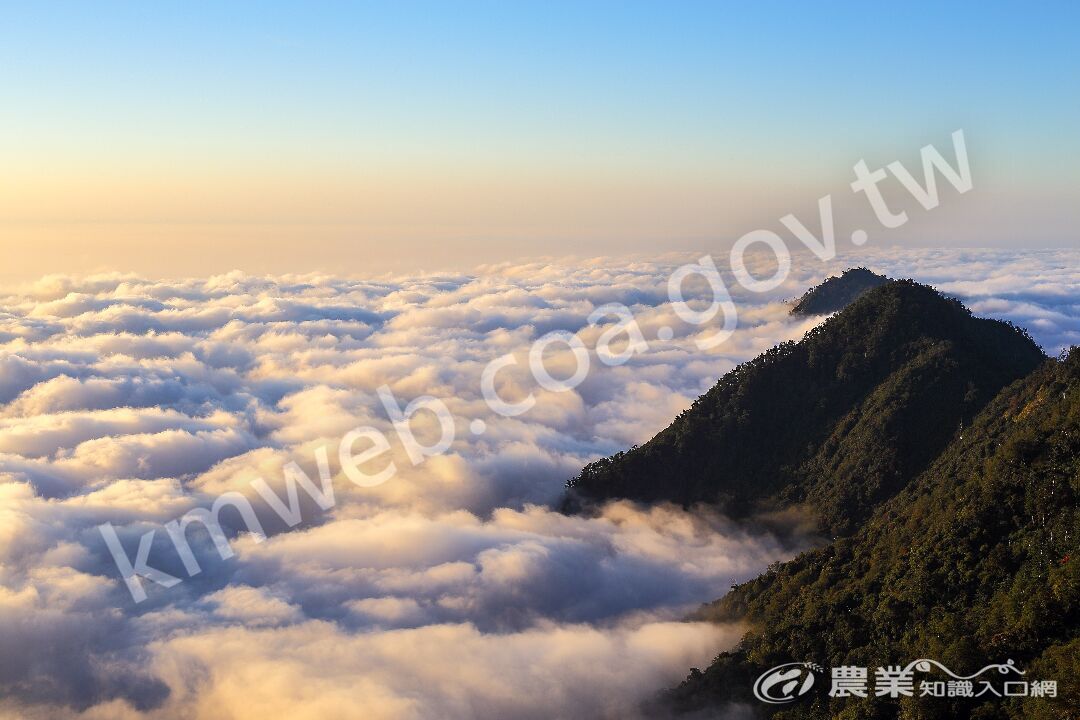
0 248 1075 718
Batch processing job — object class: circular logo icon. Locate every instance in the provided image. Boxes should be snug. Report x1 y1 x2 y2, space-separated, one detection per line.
752 662 822 704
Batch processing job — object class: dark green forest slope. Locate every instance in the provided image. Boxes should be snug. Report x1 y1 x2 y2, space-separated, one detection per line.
670 349 1079 719
567 280 1045 535
562 275 1076 718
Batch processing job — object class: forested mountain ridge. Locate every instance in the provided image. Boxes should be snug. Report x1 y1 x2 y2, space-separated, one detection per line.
668 348 1079 719
566 279 1046 535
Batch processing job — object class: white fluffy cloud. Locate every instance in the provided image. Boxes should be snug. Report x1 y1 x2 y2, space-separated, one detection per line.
0 247 1075 719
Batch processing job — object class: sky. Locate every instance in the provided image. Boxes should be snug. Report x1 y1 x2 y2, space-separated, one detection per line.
1 1 1078 280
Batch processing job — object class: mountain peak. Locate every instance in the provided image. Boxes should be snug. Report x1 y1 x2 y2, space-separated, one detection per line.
790 267 890 315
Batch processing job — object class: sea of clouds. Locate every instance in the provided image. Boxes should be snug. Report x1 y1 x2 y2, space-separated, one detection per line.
0 246 1076 719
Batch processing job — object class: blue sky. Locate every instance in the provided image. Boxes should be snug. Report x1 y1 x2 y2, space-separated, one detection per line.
1 1 1077 277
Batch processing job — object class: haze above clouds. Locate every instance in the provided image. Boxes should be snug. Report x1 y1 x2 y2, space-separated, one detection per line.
0 247 1076 719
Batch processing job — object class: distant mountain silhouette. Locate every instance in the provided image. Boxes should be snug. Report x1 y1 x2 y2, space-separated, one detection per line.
565 278 1044 535
790 267 890 315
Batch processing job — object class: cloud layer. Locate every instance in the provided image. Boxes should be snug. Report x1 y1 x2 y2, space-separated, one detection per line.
0 247 1076 719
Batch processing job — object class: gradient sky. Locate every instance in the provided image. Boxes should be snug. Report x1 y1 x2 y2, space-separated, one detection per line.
1 1 1077 280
